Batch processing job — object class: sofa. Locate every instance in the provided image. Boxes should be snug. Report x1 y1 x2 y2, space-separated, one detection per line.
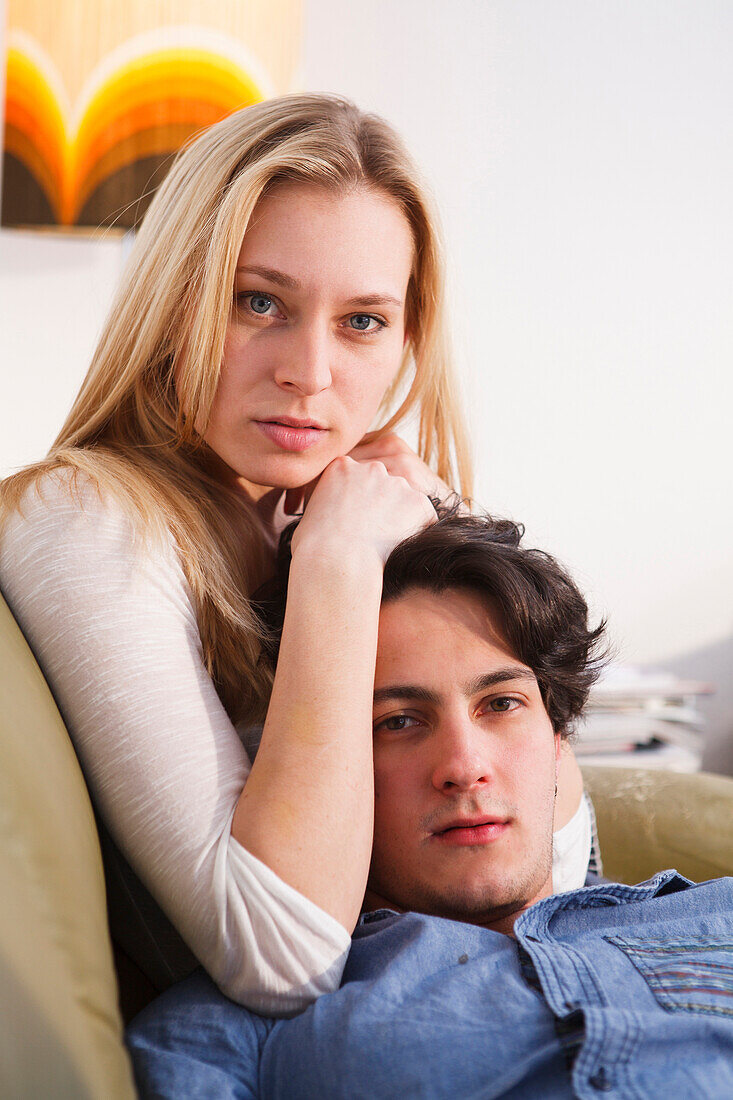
2 589 733 1099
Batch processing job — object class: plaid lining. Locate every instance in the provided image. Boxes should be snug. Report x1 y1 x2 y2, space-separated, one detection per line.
585 792 604 879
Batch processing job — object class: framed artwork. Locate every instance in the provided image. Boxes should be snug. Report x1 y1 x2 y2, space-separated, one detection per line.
2 0 301 229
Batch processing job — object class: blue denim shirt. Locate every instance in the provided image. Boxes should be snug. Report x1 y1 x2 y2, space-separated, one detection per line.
127 871 733 1099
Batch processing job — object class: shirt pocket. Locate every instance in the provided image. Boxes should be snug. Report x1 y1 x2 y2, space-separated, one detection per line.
606 936 733 1019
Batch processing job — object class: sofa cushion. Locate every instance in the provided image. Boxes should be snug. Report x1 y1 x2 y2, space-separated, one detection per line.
0 592 135 1099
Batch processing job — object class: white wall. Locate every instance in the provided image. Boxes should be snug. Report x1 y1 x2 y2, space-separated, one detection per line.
0 230 125 470
2 1 732 768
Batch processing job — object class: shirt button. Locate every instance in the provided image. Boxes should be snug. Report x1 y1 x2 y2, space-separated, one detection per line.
457 954 469 964
589 1067 613 1091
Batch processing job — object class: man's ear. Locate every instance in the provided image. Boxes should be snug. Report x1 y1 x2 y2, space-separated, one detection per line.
554 733 562 782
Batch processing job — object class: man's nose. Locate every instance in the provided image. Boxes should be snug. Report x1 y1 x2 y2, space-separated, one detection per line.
274 321 333 395
430 720 494 794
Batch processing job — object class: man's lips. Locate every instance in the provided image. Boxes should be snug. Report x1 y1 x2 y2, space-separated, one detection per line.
430 816 510 846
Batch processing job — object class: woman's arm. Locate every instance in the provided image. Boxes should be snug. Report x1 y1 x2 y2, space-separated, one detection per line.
232 456 436 932
232 547 380 927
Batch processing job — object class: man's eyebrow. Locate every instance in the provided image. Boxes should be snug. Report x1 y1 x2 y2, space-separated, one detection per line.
236 265 403 309
373 685 440 706
373 669 536 707
465 668 538 695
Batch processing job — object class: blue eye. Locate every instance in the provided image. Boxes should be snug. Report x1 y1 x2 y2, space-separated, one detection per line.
249 294 274 315
348 314 383 332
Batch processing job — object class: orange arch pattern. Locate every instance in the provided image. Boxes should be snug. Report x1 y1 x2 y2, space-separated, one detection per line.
4 45 264 226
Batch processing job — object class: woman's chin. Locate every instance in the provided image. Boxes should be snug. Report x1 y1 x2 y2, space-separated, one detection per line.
233 461 325 499
206 438 351 498
244 448 345 490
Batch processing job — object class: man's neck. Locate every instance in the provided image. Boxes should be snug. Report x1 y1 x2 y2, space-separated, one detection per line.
361 884 554 937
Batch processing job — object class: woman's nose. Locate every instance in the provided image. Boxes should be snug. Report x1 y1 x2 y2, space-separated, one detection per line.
274 322 333 395
430 721 494 794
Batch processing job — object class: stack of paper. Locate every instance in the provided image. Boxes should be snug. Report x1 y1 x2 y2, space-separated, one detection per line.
574 666 713 772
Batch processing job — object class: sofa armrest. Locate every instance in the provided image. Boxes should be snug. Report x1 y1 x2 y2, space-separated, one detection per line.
582 764 733 885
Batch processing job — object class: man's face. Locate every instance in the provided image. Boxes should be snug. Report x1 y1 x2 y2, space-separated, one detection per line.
365 587 561 930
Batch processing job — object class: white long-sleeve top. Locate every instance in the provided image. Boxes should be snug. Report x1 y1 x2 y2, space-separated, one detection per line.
0 472 351 1015
0 471 591 1016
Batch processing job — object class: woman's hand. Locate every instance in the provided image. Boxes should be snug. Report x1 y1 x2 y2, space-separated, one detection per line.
348 433 455 502
282 432 458 516
291 454 438 570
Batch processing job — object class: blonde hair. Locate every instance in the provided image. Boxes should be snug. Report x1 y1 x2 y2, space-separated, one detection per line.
1 93 472 723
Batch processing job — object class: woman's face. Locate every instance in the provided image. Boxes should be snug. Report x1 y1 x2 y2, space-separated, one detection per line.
203 181 415 493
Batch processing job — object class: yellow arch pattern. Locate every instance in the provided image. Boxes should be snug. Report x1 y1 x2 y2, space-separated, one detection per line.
4 44 264 225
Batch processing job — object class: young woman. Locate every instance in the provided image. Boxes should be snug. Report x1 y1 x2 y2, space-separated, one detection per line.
0 94 589 1015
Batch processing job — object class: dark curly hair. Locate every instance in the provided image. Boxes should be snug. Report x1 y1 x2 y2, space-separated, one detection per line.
255 504 609 737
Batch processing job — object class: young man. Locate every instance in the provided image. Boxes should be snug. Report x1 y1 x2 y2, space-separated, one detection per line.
127 514 733 1099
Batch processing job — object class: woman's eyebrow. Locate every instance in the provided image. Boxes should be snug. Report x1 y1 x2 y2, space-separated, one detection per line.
236 264 300 289
343 293 404 309
236 265 403 309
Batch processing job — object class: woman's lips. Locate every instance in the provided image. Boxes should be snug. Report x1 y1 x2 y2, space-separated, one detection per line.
255 420 327 452
432 821 509 846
